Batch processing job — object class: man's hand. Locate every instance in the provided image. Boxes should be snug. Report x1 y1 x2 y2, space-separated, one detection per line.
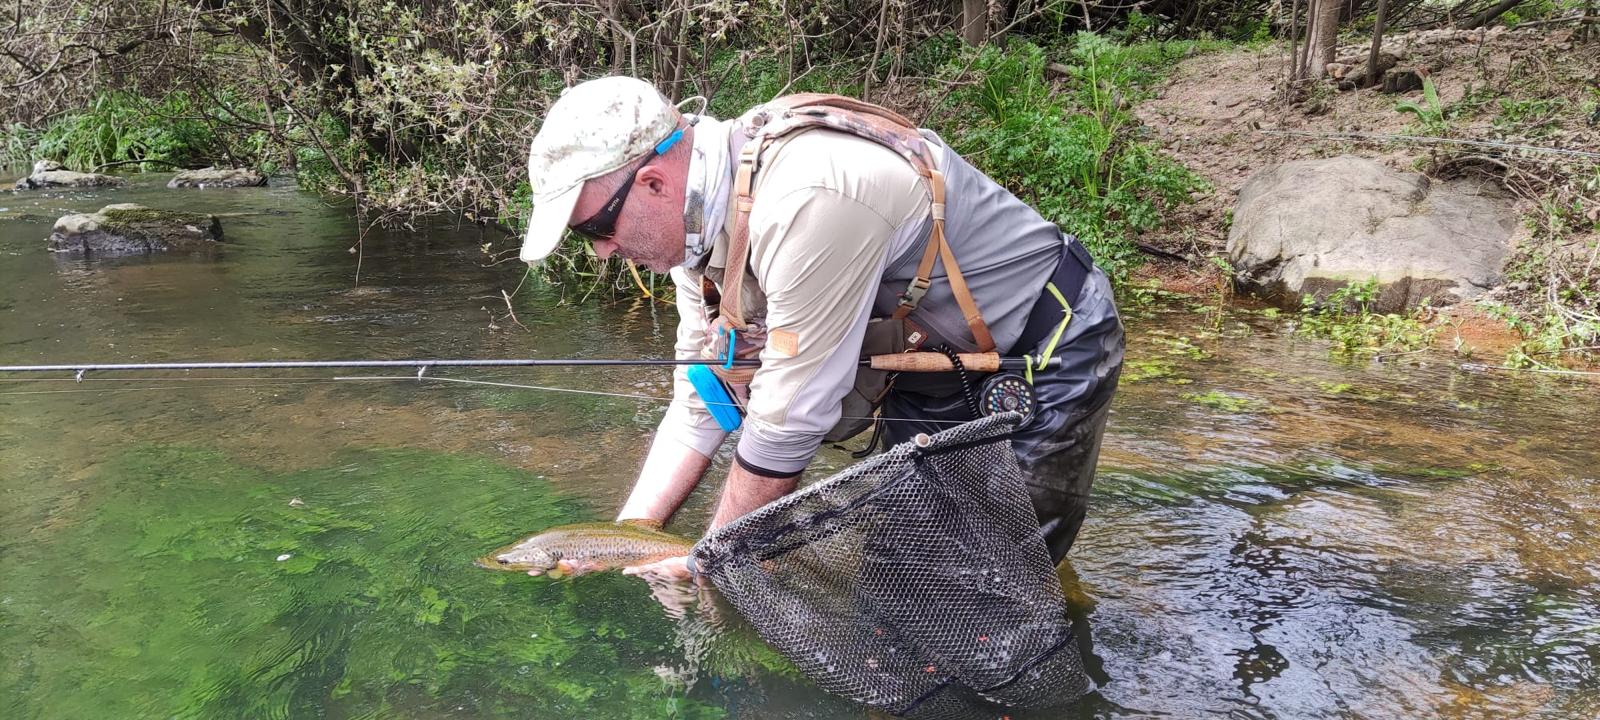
622 555 694 583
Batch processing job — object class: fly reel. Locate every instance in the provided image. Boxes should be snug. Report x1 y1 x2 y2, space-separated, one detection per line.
978 373 1036 424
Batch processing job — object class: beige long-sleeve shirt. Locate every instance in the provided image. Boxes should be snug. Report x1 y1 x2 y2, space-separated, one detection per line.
659 127 937 475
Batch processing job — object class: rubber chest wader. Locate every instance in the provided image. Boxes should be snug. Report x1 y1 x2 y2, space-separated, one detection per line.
705 94 1001 441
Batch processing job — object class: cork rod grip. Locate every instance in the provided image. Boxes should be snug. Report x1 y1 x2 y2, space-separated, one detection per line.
868 352 1001 373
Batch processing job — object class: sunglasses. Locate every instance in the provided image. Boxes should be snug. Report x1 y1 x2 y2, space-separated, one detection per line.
569 125 688 241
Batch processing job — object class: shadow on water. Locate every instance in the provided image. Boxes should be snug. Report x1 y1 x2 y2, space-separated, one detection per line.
3 176 1599 718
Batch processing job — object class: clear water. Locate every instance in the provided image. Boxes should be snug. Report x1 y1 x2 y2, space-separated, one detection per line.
2 176 1596 719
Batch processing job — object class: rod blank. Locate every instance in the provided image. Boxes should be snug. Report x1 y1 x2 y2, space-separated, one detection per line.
0 353 1058 376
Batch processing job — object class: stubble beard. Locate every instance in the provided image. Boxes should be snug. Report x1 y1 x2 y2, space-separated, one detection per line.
635 224 683 274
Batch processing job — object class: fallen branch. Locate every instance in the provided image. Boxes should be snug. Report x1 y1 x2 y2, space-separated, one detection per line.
1135 242 1192 263
499 289 529 330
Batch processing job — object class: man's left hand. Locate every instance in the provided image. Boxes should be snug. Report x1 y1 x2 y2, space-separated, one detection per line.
623 555 694 583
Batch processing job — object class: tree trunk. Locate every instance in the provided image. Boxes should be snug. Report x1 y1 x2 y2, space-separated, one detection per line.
1305 0 1341 80
1458 0 1523 29
1366 0 1389 87
961 0 988 45
1288 0 1303 80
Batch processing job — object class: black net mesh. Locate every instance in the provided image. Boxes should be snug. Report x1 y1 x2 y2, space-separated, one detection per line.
689 413 1089 718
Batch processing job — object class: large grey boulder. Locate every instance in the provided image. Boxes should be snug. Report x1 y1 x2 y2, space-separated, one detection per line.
167 167 267 188
48 203 223 255
1227 156 1516 312
14 160 124 190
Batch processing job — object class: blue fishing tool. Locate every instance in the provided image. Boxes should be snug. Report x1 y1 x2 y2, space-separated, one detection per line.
688 327 743 432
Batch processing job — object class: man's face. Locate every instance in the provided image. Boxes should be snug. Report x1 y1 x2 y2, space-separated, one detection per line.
567 150 689 274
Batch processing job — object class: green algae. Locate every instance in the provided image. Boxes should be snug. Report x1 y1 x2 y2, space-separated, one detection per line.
1123 358 1190 384
0 445 729 719
1183 389 1269 414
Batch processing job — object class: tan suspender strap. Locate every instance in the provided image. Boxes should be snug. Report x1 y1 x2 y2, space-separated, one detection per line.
889 169 994 351
936 221 996 352
892 169 943 321
716 98 996 351
719 140 762 331
924 169 994 351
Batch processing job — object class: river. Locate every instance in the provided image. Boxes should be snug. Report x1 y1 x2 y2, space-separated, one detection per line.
2 175 1595 719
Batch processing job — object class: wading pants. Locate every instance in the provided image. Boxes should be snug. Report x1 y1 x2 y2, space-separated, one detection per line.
878 265 1124 563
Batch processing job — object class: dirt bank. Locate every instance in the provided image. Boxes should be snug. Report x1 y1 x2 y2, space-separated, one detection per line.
1131 26 1600 359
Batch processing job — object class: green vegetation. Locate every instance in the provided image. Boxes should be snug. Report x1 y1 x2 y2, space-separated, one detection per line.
1295 279 1438 357
1394 77 1449 135
942 35 1211 277
1183 389 1269 413
16 92 252 172
0 445 766 719
1123 357 1186 383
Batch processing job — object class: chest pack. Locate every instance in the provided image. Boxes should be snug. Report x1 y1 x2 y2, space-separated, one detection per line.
713 94 996 354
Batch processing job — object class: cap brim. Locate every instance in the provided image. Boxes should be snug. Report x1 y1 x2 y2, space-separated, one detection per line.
520 184 583 264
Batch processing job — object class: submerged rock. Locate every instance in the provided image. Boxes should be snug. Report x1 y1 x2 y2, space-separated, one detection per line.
167 167 267 189
15 167 125 190
1227 156 1516 313
47 203 223 255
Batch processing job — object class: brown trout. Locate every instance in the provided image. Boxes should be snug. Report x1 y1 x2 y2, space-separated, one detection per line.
476 522 694 578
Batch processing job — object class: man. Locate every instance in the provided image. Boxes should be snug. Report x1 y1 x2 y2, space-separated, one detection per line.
519 77 1123 576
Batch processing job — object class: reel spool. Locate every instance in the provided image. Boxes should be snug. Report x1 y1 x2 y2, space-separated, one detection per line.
978 373 1036 424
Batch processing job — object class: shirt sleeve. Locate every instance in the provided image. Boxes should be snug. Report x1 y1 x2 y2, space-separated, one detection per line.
654 266 730 459
733 186 897 476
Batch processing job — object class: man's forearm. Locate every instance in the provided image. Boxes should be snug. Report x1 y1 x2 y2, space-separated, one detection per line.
616 436 715 525
708 461 799 530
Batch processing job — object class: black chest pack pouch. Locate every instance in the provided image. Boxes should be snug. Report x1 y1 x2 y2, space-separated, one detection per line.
823 317 925 444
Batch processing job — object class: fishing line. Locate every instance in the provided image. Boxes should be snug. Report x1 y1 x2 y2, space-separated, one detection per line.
0 371 974 425
0 380 351 396
338 374 976 426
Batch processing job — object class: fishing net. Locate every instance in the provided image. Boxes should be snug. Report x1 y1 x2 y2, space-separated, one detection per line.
689 412 1088 718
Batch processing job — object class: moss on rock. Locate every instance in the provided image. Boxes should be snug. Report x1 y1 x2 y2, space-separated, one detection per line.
48 202 224 255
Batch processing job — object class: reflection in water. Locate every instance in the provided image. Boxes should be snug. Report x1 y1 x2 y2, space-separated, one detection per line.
2 175 1598 718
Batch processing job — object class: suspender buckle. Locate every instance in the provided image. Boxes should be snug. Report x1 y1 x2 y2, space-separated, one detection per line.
898 276 931 310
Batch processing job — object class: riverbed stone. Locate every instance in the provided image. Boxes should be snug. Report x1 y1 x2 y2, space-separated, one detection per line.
47 203 223 255
167 167 267 189
1227 156 1516 312
32 159 63 173
14 168 125 190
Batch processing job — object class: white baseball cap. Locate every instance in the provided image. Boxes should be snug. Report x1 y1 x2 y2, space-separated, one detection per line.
520 77 682 264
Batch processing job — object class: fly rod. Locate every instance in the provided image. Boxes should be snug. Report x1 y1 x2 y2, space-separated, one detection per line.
0 352 1059 380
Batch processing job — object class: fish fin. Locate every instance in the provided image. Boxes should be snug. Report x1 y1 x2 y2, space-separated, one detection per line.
526 569 544 577
545 567 565 580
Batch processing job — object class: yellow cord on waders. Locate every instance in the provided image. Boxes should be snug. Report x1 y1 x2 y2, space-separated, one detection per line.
1022 281 1073 385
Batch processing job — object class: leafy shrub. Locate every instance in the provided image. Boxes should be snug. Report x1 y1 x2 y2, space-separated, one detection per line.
31 91 224 171
703 51 864 119
940 36 1206 278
